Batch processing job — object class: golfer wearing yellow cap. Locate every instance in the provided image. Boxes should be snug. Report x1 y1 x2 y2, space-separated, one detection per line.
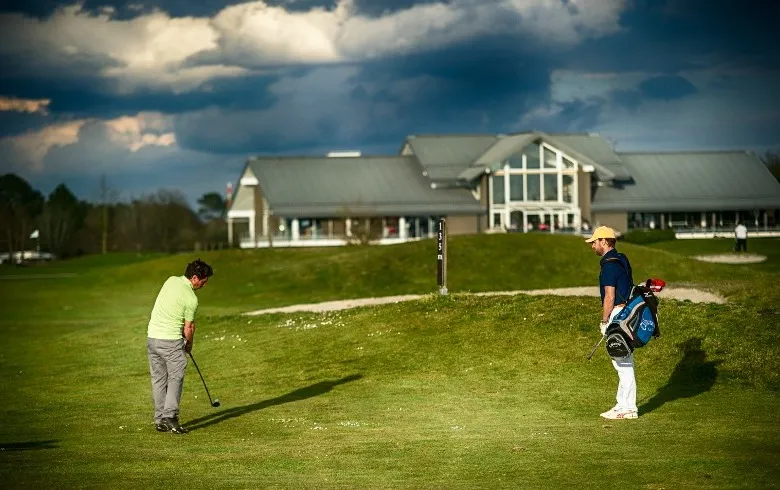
586 226 638 420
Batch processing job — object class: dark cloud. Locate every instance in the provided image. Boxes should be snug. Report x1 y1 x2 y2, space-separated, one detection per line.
564 0 780 73
638 75 697 100
172 37 555 154
520 99 606 135
349 37 552 130
351 0 441 17
0 73 280 121
610 89 643 112
0 111 53 138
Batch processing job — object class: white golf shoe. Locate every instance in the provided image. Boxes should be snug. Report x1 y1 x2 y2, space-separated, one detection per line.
600 408 638 420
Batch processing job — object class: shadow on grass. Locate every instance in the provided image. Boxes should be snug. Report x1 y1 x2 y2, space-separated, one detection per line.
184 374 363 431
0 440 59 451
640 337 722 415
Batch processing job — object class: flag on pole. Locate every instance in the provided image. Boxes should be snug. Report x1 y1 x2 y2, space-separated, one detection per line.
30 229 39 239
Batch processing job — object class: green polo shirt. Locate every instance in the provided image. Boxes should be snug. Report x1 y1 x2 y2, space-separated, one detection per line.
147 276 199 340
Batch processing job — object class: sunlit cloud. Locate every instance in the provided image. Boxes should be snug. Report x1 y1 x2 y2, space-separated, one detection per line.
0 96 52 114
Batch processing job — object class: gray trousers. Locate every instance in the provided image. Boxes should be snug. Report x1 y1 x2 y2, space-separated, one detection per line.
147 338 187 422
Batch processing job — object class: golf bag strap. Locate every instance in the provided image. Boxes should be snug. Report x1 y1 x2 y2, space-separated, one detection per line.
602 257 632 305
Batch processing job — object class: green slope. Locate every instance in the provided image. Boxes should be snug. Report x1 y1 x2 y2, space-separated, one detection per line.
0 235 778 488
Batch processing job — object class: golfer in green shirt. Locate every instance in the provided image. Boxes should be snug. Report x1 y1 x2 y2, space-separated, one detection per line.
147 258 213 434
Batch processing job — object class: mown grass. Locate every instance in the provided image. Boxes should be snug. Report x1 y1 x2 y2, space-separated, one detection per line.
0 234 778 488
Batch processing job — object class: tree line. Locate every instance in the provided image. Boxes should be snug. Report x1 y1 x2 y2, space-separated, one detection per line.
0 173 229 261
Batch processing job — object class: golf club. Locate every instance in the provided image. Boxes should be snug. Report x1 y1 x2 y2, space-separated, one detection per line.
188 352 220 408
587 334 606 360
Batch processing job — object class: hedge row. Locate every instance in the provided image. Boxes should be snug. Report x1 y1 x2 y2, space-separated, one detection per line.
620 228 676 244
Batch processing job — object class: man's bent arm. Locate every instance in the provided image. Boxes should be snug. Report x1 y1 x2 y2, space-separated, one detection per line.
183 320 195 347
602 286 616 323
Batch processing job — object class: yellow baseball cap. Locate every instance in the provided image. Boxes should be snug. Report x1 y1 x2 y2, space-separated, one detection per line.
585 225 616 242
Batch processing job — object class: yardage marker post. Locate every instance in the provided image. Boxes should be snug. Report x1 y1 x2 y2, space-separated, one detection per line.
437 218 448 295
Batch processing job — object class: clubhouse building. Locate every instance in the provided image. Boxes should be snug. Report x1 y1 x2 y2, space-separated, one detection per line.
226 131 780 248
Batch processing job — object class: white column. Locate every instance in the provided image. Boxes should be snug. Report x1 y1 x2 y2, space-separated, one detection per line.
227 218 234 246
382 218 389 238
262 199 269 237
399 217 407 240
328 220 334 237
346 218 352 237
292 218 300 241
249 214 256 246
504 163 510 204
522 212 528 233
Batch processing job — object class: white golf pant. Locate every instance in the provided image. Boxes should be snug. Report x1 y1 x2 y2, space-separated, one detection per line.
609 306 637 411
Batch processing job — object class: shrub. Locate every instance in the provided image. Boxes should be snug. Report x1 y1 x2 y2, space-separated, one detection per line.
621 228 676 244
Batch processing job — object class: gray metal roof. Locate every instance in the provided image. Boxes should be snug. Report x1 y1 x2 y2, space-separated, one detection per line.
472 131 624 181
405 134 497 181
592 151 780 212
552 134 632 180
247 156 484 218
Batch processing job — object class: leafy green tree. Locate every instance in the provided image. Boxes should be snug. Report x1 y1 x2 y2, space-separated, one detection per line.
0 173 44 259
197 192 227 221
40 184 88 257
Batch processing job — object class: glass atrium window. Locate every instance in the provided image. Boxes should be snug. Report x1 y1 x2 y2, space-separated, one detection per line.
525 143 541 169
492 175 505 204
544 147 557 169
510 175 523 201
544 174 558 201
563 175 574 203
527 174 541 201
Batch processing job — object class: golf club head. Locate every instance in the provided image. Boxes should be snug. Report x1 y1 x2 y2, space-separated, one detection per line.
212 399 220 408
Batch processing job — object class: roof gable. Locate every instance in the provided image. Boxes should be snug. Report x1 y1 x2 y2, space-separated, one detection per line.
551 134 631 180
404 134 497 182
470 131 629 181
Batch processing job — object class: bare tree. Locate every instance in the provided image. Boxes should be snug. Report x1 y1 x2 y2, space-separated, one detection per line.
98 175 120 254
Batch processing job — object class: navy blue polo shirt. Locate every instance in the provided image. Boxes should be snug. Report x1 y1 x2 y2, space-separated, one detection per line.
599 249 633 305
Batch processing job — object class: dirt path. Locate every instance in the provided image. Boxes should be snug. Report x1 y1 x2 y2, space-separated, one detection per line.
244 286 726 316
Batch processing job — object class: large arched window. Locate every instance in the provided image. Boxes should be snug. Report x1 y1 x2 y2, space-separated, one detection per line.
491 142 579 204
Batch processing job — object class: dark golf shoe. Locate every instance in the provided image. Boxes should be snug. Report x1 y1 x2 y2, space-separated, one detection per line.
162 417 189 434
155 422 170 433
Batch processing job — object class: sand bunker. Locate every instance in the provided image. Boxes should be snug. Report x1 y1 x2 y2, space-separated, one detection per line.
692 254 767 264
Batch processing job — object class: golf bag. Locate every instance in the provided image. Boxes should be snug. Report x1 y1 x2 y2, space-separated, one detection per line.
604 278 665 359
600 256 665 359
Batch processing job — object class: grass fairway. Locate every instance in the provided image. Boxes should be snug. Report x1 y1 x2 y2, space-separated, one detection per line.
1 234 779 488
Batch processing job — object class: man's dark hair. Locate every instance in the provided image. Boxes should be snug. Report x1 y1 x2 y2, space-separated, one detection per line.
605 238 617 247
185 258 213 280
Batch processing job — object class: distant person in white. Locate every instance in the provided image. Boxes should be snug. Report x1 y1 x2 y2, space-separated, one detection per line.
734 222 748 253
